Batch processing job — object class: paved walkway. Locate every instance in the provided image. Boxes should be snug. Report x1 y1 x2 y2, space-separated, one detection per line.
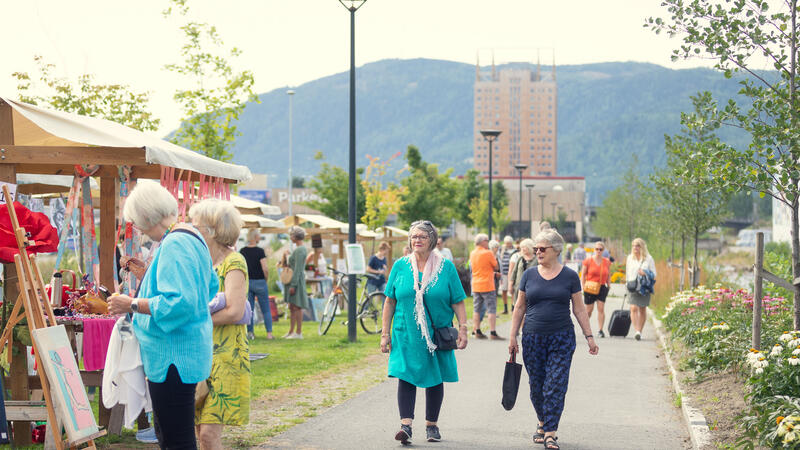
264 288 691 449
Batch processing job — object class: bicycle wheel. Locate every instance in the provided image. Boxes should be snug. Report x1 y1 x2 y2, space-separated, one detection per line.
318 293 340 335
359 292 385 335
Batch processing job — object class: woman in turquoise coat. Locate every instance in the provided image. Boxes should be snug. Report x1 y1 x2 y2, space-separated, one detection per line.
380 220 468 445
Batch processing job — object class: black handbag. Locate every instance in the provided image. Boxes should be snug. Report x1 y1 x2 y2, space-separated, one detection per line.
423 298 458 351
626 261 643 292
501 350 523 410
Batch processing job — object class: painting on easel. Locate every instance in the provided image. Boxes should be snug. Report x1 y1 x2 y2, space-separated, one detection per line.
31 325 99 443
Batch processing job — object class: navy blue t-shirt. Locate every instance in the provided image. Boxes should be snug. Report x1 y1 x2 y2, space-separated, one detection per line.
367 255 387 287
519 265 581 335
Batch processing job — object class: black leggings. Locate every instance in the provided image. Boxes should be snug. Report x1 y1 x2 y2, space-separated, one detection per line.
397 379 444 422
149 364 197 450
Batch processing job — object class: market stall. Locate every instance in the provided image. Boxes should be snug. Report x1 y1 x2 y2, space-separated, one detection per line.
0 96 252 445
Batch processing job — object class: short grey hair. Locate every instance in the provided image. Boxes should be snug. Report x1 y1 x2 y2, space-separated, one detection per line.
189 199 243 247
408 220 438 252
247 228 260 243
488 239 500 251
289 225 306 241
533 229 565 254
474 233 489 246
503 235 513 244
519 238 535 253
124 180 178 230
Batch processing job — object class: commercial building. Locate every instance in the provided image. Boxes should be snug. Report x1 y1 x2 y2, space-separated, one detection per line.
473 60 557 177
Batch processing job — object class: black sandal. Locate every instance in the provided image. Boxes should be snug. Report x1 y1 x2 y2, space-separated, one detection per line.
543 436 559 449
533 427 545 444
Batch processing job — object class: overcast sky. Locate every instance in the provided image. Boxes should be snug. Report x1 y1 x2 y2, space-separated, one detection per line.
0 0 766 134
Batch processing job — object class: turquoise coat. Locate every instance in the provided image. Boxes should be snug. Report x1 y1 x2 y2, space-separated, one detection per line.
384 256 466 388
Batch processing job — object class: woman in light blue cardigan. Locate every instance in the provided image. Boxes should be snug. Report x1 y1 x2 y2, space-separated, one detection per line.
109 181 218 450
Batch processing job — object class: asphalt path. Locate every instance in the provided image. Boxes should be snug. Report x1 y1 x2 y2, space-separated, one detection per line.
264 288 691 449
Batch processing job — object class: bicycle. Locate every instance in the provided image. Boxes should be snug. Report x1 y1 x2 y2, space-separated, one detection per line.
318 267 386 336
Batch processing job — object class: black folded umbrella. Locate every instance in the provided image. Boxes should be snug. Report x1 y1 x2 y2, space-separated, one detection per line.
501 350 523 411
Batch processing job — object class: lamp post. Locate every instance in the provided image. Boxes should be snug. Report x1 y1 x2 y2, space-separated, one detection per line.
339 0 366 343
538 194 546 222
480 129 502 240
551 202 557 220
514 163 527 238
525 183 535 236
287 89 295 217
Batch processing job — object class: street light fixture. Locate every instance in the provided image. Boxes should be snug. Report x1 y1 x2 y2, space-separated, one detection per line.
480 129 502 240
525 183 535 236
287 89 295 217
514 163 527 238
339 0 366 343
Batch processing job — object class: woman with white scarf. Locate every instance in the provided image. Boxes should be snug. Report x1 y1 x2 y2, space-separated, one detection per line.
380 220 468 445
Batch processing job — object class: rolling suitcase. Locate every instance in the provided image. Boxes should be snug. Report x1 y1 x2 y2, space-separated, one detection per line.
608 293 631 337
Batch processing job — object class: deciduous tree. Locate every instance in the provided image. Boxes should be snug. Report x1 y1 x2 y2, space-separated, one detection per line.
13 55 160 131
649 0 800 327
163 0 257 161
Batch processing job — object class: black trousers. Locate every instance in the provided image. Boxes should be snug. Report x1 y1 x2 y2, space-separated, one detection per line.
397 379 444 422
149 364 197 450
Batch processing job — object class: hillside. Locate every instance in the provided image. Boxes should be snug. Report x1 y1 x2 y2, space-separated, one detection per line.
230 59 752 202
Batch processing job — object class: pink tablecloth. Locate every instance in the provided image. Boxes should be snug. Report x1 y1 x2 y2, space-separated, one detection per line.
81 317 116 371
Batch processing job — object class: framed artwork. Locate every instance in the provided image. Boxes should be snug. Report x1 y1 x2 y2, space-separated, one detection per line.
31 325 99 444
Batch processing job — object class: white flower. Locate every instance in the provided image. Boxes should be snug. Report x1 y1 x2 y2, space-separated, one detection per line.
789 356 800 366
755 367 764 374
779 332 794 342
771 345 784 356
784 430 797 445
792 347 800 356
789 338 800 348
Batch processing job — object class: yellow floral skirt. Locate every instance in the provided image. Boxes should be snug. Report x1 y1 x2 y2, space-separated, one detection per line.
196 323 250 425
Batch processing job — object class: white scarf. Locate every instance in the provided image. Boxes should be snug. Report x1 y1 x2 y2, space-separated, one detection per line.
410 249 445 354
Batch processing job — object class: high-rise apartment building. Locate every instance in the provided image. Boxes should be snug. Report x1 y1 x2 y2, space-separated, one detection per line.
473 60 557 177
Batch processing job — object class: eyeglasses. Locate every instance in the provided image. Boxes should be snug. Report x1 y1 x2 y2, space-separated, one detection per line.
595 248 604 251
534 246 551 253
410 235 429 241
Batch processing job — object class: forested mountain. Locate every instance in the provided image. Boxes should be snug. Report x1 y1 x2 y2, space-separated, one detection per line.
230 58 752 202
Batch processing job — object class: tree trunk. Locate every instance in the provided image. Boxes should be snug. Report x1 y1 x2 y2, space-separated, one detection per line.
693 226 700 288
791 1 800 331
680 234 686 291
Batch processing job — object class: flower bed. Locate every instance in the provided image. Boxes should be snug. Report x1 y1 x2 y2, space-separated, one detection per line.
661 285 800 448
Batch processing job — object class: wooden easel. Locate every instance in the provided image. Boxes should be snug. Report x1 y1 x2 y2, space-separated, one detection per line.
0 185 104 449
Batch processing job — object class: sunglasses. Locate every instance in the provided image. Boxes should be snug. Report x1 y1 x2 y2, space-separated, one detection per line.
534 246 551 253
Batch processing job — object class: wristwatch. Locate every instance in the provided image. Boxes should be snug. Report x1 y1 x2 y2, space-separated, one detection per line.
130 298 139 313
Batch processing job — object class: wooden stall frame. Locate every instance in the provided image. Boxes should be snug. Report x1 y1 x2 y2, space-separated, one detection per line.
0 185 105 448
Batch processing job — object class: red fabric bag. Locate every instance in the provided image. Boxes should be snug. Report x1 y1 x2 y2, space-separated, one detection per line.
0 202 58 263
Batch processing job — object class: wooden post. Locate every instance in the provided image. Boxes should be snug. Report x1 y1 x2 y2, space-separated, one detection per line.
99 176 116 291
753 232 764 350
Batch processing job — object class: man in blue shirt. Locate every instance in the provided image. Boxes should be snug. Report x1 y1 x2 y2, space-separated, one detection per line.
366 242 390 293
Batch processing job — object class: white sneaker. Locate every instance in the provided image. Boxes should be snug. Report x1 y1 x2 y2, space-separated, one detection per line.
287 333 304 339
135 427 158 444
634 331 642 341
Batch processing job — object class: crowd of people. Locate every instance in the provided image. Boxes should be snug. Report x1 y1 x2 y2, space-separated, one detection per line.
104 180 653 449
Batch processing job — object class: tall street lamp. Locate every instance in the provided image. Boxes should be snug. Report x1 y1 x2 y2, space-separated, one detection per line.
525 183 535 236
340 0 366 343
480 129 501 240
287 89 295 217
538 194 547 223
551 202 557 220
514 163 527 238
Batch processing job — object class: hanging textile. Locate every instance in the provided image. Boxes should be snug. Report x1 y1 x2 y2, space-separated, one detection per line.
54 165 100 289
115 166 143 295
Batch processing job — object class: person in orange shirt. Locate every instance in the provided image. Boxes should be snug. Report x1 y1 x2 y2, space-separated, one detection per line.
581 241 612 338
470 234 503 340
